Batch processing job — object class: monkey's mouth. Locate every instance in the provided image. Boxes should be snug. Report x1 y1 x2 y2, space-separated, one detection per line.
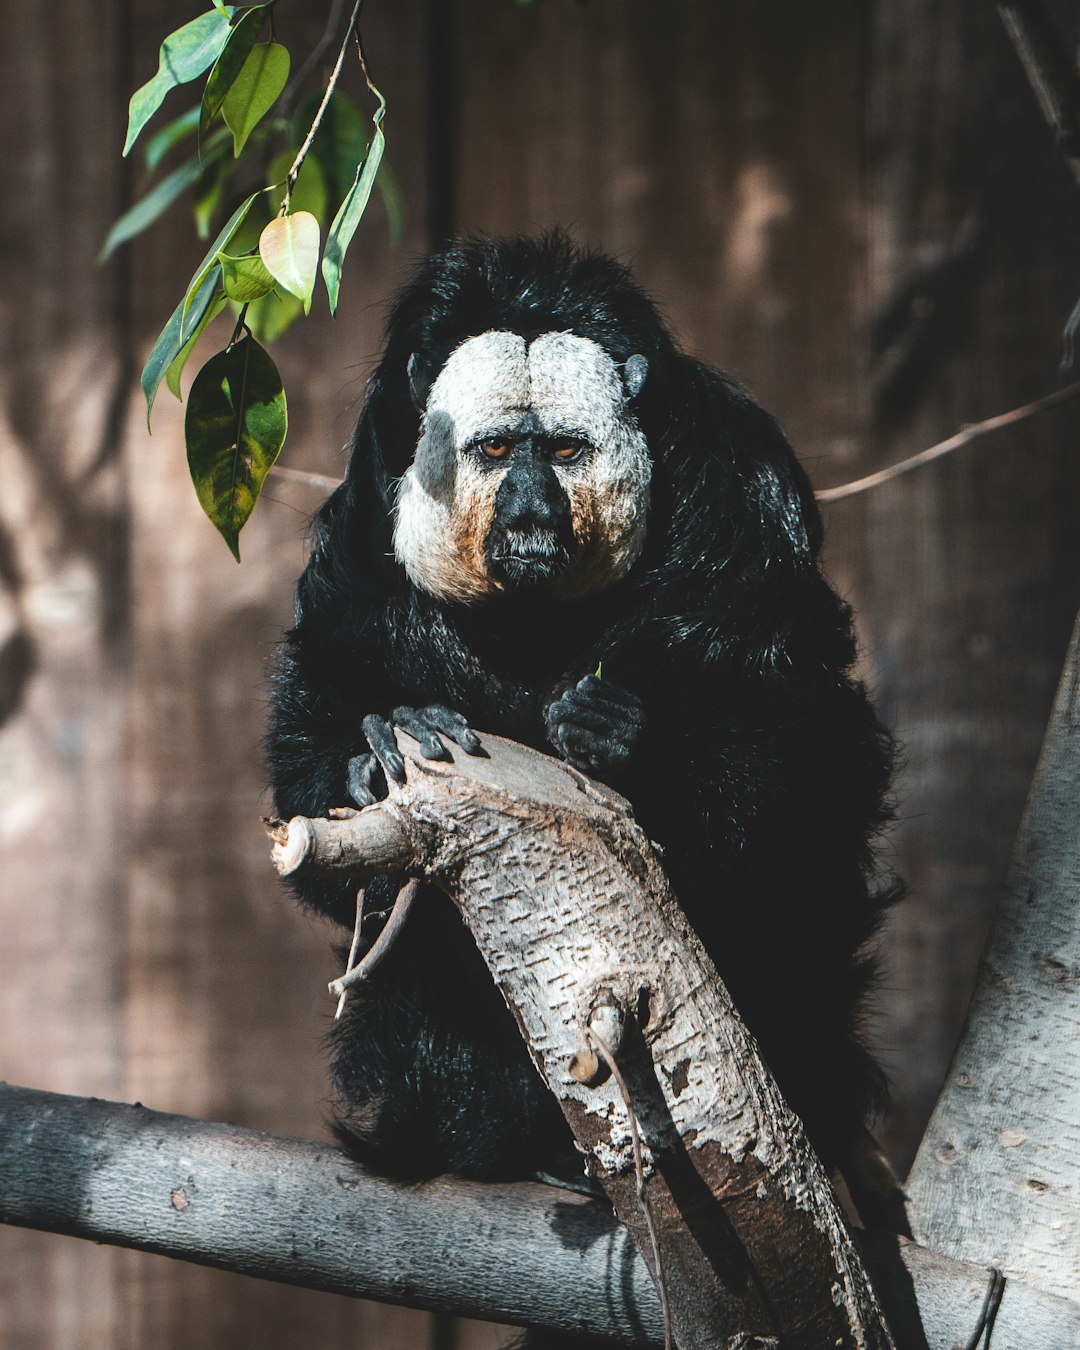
486 529 573 587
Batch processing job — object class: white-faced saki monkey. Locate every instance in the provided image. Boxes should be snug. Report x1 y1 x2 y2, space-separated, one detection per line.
267 235 901 1305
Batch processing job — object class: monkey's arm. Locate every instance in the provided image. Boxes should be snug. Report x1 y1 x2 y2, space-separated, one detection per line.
267 645 405 924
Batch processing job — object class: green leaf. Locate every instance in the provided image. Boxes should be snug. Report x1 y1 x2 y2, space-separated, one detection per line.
124 8 235 157
141 266 223 425
102 157 201 260
267 148 327 224
322 79 386 314
242 287 303 344
291 91 368 213
200 5 268 138
376 162 406 247
222 40 290 155
193 157 231 239
217 250 276 302
103 128 231 260
165 292 228 399
185 335 287 560
181 189 261 329
289 92 401 246
145 105 201 172
259 212 320 312
143 189 261 424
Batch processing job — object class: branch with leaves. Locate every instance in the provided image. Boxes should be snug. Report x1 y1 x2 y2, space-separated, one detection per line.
106 1 398 558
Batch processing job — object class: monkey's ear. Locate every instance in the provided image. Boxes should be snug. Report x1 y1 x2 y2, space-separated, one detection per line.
407 353 433 412
623 354 649 399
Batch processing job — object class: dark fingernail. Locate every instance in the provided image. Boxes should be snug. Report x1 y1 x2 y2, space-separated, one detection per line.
426 741 451 761
463 731 482 753
386 753 405 782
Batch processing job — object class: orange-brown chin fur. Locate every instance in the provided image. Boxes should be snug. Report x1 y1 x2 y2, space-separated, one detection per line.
446 492 501 601
550 480 641 600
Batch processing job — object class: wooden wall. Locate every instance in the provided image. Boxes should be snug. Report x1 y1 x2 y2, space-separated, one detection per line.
1 2 1078 1346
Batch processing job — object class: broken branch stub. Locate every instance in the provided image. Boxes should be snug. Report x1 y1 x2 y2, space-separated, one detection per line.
271 801 412 878
270 733 894 1350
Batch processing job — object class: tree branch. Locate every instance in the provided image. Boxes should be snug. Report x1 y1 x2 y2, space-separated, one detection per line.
997 0 1080 190
272 733 893 1348
815 379 1080 501
3 1085 1080 1348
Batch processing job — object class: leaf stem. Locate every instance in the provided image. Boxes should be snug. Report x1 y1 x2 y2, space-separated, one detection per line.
281 0 364 214
228 304 250 349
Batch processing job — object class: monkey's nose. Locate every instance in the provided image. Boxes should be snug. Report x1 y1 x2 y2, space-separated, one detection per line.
492 456 568 532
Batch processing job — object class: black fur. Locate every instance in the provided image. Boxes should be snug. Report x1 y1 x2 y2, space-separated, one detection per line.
267 233 897 1185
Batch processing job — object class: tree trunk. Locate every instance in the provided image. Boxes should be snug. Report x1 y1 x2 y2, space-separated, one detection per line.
906 608 1080 1301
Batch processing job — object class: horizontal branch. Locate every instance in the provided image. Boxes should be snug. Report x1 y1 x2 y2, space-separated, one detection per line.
3 1085 1080 1348
0 1085 662 1344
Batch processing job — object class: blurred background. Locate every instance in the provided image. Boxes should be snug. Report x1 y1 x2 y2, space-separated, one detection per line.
2 1 1079 1346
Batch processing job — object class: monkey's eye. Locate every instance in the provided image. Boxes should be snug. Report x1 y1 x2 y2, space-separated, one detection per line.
475 438 512 461
551 441 586 463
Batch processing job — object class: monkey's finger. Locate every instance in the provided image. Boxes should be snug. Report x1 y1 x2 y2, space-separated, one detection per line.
575 675 645 719
362 714 407 783
547 700 616 735
556 722 624 766
391 707 452 762
346 753 385 807
419 704 483 754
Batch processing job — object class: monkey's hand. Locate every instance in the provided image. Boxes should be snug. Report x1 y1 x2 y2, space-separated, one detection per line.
348 705 483 805
545 675 645 779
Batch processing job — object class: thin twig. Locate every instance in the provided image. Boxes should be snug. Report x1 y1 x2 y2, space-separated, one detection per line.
329 878 419 1002
281 0 365 211
335 887 367 1019
815 380 1080 502
268 464 343 493
997 0 1080 190
280 0 350 119
585 1026 673 1350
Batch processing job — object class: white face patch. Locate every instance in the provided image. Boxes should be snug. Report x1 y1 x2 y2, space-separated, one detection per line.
393 330 651 602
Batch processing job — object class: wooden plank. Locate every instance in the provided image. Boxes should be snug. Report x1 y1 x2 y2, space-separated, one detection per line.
906 609 1080 1300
